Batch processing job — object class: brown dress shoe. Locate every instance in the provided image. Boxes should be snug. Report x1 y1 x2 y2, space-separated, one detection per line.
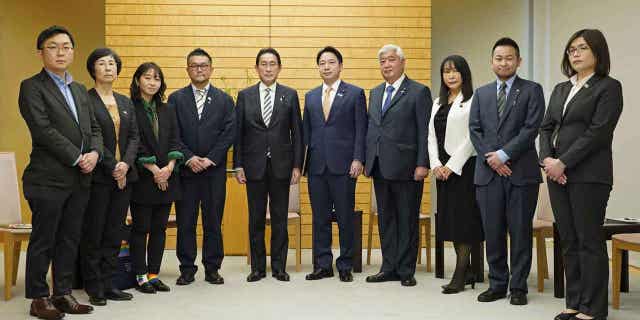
30 297 65 320
51 295 93 314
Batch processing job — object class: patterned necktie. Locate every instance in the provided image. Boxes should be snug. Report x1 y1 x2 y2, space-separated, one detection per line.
497 82 507 117
262 87 272 126
381 85 395 114
195 89 206 119
322 87 333 121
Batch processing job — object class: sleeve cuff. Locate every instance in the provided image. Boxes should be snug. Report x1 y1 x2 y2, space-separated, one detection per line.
137 155 157 165
496 149 510 163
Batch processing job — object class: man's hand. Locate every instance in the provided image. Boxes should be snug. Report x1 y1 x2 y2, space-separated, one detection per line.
201 157 216 169
157 181 168 191
79 151 99 174
112 161 129 180
495 164 512 177
414 166 428 181
116 176 127 190
484 151 505 171
235 168 247 184
543 158 567 185
290 168 301 185
349 160 363 178
187 156 205 173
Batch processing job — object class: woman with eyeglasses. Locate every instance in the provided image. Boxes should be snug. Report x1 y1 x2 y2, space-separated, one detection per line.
79 47 139 306
427 55 483 294
540 29 623 320
129 62 183 294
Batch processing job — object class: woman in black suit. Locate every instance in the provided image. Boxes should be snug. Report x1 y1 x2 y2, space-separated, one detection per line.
80 48 139 306
129 62 183 294
540 29 623 320
427 55 483 294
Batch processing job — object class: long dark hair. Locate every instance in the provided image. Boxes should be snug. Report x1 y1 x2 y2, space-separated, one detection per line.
561 29 610 78
129 62 166 107
438 55 473 105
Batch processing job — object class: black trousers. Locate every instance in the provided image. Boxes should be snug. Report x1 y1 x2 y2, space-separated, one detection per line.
129 202 172 275
79 183 131 297
176 171 226 275
25 185 89 298
476 177 538 293
548 182 611 318
372 160 423 279
308 172 356 272
246 160 290 273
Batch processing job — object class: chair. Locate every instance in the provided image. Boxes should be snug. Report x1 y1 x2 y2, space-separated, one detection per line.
0 152 32 300
532 177 554 292
246 184 302 272
366 183 432 272
612 233 640 309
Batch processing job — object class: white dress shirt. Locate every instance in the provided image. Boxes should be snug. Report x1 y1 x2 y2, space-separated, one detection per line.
321 79 341 108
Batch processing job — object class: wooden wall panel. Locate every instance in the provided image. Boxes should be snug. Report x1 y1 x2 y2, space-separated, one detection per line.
105 0 431 254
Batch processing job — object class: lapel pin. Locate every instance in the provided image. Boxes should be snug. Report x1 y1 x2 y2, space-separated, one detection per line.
207 96 212 103
337 91 344 97
400 88 407 95
584 83 590 89
122 110 127 115
280 95 285 102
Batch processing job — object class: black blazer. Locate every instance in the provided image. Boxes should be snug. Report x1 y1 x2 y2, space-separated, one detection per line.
539 75 623 185
19 69 103 194
88 89 140 184
168 84 235 177
233 83 304 180
364 76 432 180
131 101 182 204
469 76 545 186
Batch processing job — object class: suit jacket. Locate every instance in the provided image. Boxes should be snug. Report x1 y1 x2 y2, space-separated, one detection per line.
19 69 103 195
303 81 367 176
364 76 432 180
539 75 623 185
169 84 235 177
469 76 545 186
88 89 139 185
427 94 477 175
233 82 304 181
131 101 182 204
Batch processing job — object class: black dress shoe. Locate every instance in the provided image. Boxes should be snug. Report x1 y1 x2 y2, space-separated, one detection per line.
554 312 579 320
89 296 107 306
510 291 528 305
150 279 170 292
205 271 224 285
176 273 195 286
365 272 398 283
401 277 417 287
477 289 507 302
247 271 267 282
339 270 353 282
272 271 290 282
105 288 133 301
305 268 334 280
136 282 156 294
51 294 94 314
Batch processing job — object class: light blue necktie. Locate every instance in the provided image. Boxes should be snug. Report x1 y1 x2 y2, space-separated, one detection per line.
381 85 395 114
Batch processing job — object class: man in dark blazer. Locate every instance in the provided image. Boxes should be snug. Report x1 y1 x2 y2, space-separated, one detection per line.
303 46 367 282
170 48 235 286
469 38 544 305
19 26 102 319
364 44 431 287
234 48 303 282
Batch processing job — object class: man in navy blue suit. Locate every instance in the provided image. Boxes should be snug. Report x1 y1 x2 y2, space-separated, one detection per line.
169 48 235 286
469 38 544 305
303 46 367 282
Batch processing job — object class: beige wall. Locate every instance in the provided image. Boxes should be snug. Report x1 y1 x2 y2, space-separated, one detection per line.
0 1 105 221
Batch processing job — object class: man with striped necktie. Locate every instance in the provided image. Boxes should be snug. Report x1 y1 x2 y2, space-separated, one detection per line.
169 48 236 286
233 48 304 282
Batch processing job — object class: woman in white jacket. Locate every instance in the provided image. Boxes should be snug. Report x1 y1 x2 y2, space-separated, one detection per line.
428 55 483 294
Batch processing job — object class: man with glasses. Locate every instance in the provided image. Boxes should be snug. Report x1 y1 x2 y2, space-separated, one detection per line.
19 25 103 319
169 48 235 286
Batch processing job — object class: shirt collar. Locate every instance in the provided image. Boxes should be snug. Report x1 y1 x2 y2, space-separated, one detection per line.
322 79 341 93
386 73 406 91
45 68 73 86
496 74 517 91
570 72 595 87
259 81 277 92
191 83 210 95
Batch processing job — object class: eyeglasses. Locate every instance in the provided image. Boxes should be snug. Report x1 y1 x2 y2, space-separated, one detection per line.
566 44 590 56
188 64 210 70
43 45 73 53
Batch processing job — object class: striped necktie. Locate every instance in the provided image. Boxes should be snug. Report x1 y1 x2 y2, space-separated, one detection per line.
322 87 332 121
497 82 507 117
262 87 273 126
195 89 206 119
